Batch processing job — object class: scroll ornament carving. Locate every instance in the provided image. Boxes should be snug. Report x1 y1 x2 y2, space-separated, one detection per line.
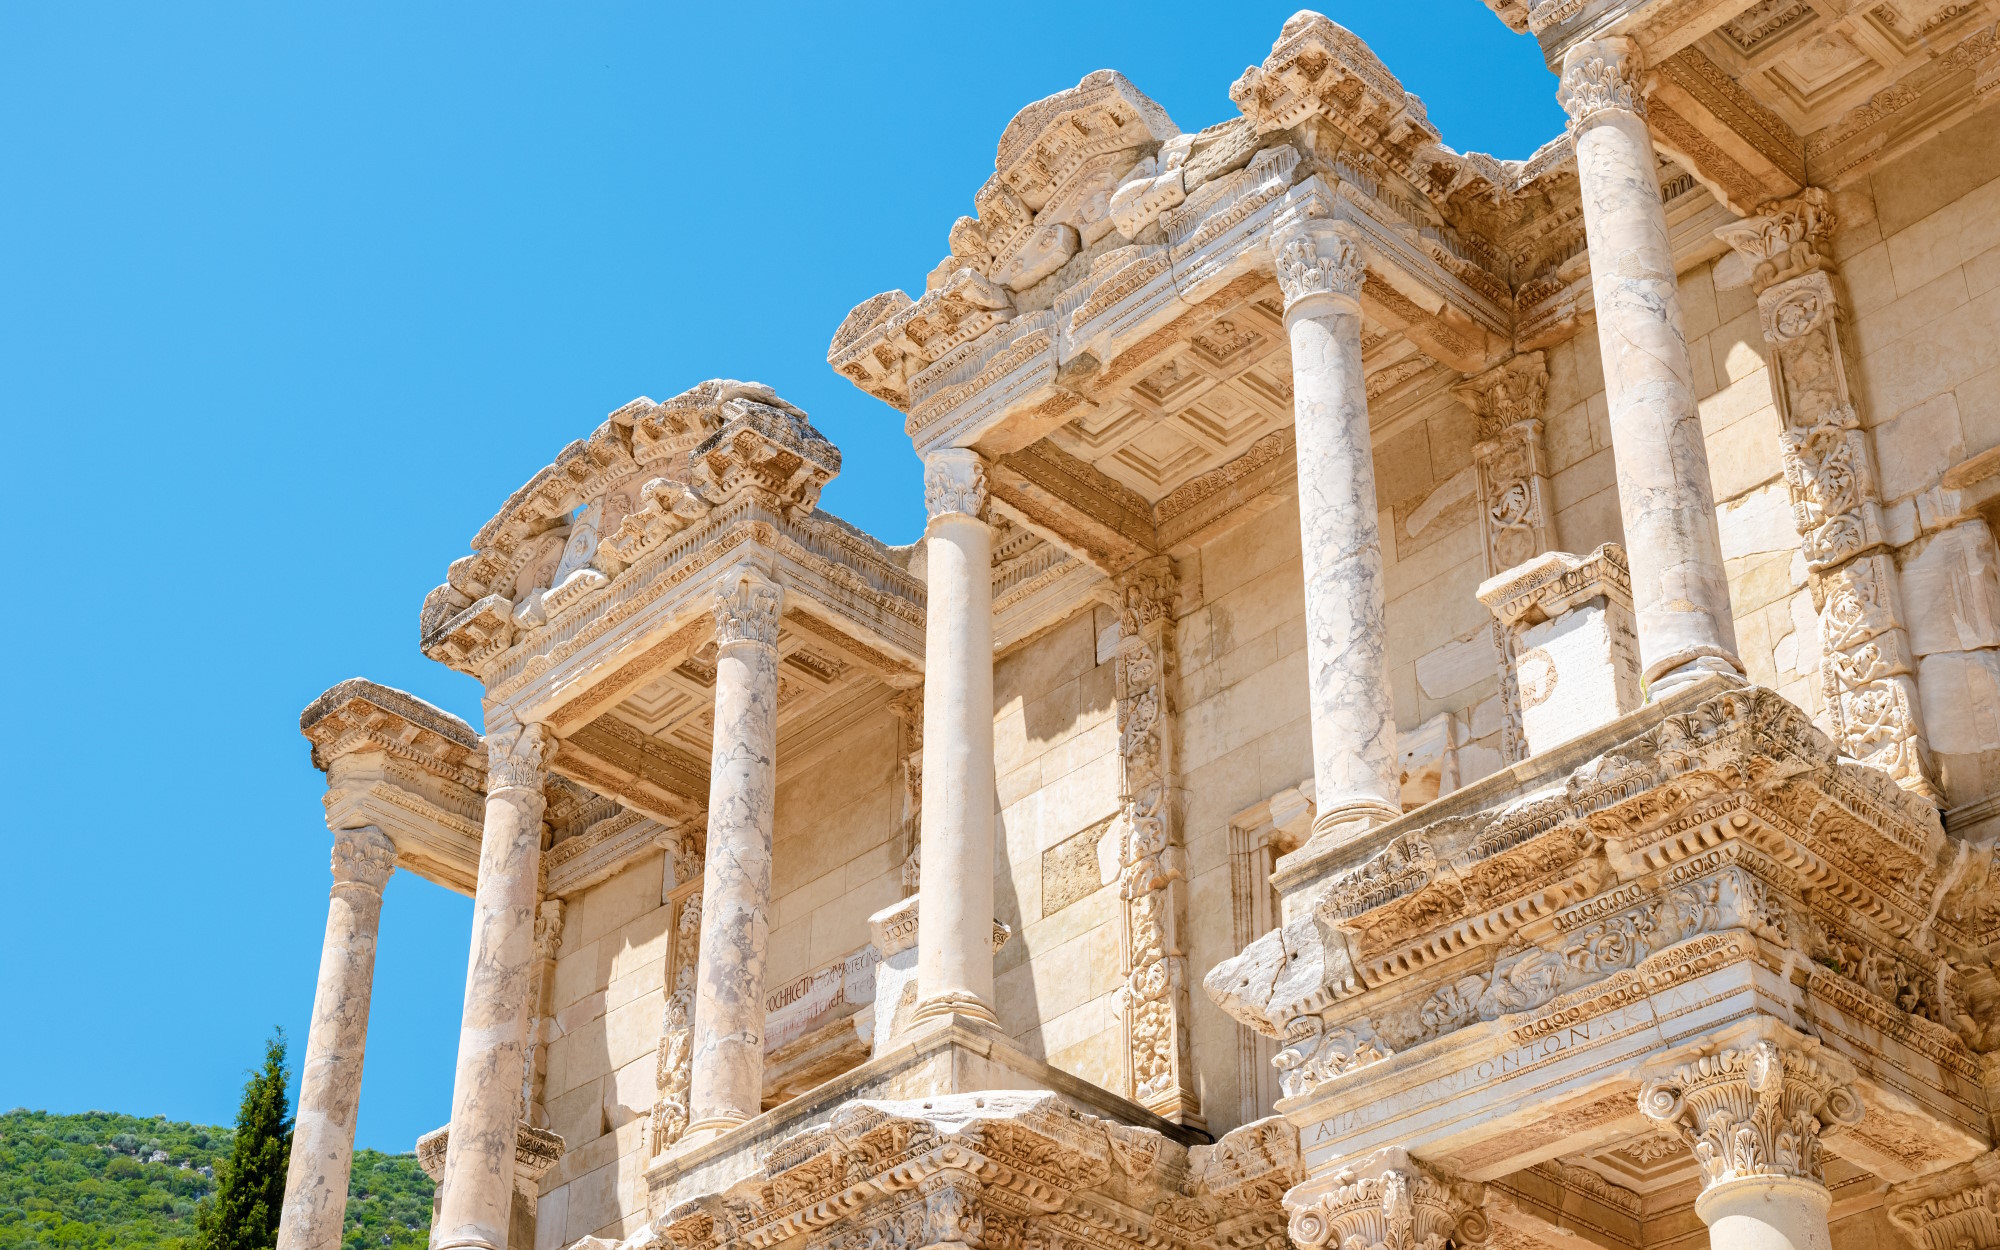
1717 191 1936 800
1286 1148 1490 1250
1638 1042 1864 1190
1557 41 1646 131
1885 1154 2000 1250
924 449 989 522
486 720 554 793
649 892 701 1153
1715 189 1834 294
1271 220 1364 309
329 825 397 891
712 569 783 649
1110 561 1192 1114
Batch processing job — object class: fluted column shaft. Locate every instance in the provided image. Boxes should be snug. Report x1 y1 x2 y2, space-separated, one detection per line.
685 566 784 1135
1272 218 1401 840
277 826 397 1250
1561 36 1742 693
433 721 552 1250
914 449 1000 1025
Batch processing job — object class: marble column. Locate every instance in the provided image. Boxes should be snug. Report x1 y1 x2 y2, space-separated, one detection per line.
1559 36 1744 695
433 719 553 1250
276 825 397 1250
1639 1040 1863 1250
913 448 1000 1025
684 566 784 1137
1270 217 1402 841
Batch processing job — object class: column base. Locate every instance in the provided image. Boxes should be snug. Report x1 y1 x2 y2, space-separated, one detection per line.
1308 799 1401 843
1695 1174 1832 1250
912 992 1000 1028
1644 648 1746 698
430 1238 503 1250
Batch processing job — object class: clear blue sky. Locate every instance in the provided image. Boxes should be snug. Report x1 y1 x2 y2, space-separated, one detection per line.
0 3 1563 1153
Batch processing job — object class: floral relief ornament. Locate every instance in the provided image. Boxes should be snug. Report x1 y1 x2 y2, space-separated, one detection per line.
1271 220 1364 308
924 449 989 521
712 567 783 648
485 719 554 792
1557 39 1646 130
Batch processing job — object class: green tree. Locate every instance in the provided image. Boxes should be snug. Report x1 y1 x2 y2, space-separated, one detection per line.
194 1031 293 1250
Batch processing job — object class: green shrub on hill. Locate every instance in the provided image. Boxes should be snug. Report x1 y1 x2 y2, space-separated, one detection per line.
0 1110 431 1250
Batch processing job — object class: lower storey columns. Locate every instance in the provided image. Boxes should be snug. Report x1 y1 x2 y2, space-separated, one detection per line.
913 448 1000 1025
1559 36 1744 695
685 566 784 1137
1271 217 1402 841
276 825 397 1250
433 720 554 1250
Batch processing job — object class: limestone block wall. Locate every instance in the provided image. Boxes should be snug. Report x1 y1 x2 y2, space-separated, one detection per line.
990 609 1126 1091
1830 106 2000 810
532 712 903 1247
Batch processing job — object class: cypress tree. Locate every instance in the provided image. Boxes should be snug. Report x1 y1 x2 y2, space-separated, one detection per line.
195 1029 293 1250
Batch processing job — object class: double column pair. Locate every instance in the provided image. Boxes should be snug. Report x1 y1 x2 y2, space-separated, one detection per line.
422 567 786 1250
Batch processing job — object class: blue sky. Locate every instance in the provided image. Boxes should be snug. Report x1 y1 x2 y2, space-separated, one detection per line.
0 4 1563 1153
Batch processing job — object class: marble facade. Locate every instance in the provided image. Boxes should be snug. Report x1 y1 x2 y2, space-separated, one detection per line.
277 7 2000 1250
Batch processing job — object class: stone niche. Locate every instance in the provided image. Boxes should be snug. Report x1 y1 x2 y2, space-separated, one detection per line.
1479 544 1641 756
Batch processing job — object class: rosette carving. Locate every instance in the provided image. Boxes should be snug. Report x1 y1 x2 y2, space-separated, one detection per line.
1638 1041 1863 1191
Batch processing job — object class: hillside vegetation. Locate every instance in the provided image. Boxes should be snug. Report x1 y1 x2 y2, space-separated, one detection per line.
0 1109 432 1250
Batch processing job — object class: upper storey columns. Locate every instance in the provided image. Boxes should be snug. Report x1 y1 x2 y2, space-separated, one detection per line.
913 449 1001 1026
1560 37 1743 695
684 565 785 1139
276 825 397 1250
433 719 553 1250
1272 217 1403 841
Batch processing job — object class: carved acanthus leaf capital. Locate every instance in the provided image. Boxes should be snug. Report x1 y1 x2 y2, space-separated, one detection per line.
485 720 555 793
1453 351 1549 440
1270 219 1364 311
329 825 398 891
1112 556 1177 638
1886 1149 2000 1250
924 448 989 522
1716 188 1836 294
712 566 783 649
1558 38 1646 132
1638 1040 1863 1192
1285 1147 1489 1250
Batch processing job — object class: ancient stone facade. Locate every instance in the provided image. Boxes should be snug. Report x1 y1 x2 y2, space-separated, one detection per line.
279 8 2000 1250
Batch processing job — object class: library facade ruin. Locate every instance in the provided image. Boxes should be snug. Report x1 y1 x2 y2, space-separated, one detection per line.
276 5 2000 1248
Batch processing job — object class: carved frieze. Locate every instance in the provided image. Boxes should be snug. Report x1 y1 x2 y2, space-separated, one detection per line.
1717 190 1938 801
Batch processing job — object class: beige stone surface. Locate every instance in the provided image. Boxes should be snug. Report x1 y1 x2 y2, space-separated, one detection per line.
284 12 2000 1250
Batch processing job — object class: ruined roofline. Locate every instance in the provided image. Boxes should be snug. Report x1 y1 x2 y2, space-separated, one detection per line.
826 10 1576 421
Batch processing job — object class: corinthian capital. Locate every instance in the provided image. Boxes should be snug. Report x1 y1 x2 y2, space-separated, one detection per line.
1270 218 1364 311
1452 352 1549 440
1638 1040 1863 1191
1286 1147 1489 1250
1558 37 1646 131
485 719 554 793
712 565 783 649
924 448 988 522
1716 188 1837 294
329 825 398 892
